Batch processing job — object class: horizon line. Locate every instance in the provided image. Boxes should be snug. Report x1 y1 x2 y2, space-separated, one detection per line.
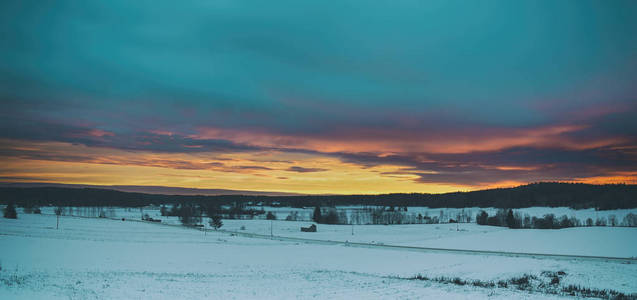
1 181 634 197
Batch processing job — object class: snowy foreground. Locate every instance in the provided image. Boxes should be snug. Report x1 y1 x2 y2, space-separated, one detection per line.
1 214 636 299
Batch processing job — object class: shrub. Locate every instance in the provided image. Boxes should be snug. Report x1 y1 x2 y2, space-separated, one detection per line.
608 215 617 227
285 211 299 221
509 275 530 285
595 217 607 226
569 216 580 227
508 274 536 290
266 211 276 220
487 216 500 226
558 215 572 228
178 203 201 225
550 276 560 285
452 277 466 285
623 213 637 227
533 214 556 229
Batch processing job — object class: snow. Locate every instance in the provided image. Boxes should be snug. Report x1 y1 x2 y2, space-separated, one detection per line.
216 219 637 258
38 205 637 257
412 226 637 257
1 213 636 299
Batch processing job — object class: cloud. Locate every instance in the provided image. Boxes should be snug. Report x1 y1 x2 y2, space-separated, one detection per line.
1 1 636 191
286 166 328 173
234 166 273 171
334 143 637 187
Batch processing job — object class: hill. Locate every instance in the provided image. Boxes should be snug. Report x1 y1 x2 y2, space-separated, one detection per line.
0 182 635 210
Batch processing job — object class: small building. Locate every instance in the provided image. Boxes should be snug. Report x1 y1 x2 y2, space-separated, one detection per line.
301 224 317 232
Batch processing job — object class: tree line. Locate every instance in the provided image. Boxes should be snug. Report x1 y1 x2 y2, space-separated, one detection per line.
476 209 637 229
311 206 474 225
1 182 636 210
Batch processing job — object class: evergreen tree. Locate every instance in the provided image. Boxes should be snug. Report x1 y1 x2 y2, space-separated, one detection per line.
209 215 223 230
323 208 339 224
3 202 17 219
506 209 516 228
313 206 322 223
476 210 488 225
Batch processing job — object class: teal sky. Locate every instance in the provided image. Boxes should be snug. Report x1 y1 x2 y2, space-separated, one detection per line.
1 1 636 191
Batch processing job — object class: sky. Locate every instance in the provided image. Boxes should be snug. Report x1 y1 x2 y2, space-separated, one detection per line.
1 0 636 194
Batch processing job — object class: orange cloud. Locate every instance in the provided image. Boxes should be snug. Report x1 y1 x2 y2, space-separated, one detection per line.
494 166 541 171
0 139 469 194
192 124 622 155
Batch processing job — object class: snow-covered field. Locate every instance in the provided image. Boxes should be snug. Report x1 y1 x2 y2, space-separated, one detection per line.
39 206 637 257
218 219 637 258
1 213 636 299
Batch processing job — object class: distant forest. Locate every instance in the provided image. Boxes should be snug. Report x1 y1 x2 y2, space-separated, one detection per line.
0 182 636 210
